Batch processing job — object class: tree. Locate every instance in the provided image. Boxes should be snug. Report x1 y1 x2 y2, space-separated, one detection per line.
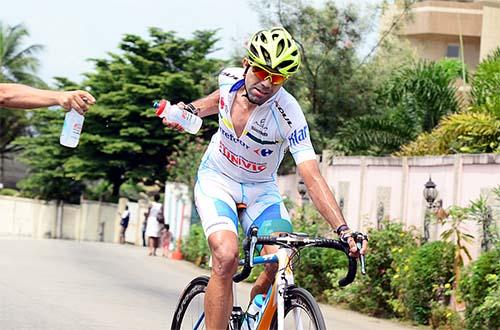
396 48 500 156
15 28 223 202
254 0 377 151
336 60 463 155
0 22 44 186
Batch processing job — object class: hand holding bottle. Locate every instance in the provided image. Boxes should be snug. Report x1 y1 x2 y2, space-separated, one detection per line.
154 99 202 134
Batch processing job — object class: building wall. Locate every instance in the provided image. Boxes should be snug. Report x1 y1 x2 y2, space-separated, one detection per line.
277 153 500 261
480 1 500 59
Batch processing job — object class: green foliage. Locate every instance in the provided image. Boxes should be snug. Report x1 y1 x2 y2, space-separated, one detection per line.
14 109 86 203
396 111 500 156
0 187 19 196
0 22 45 185
429 301 464 330
166 137 209 197
292 204 346 300
182 223 210 268
459 249 500 330
0 22 44 85
327 221 417 317
15 28 223 201
397 48 500 156
336 60 462 156
397 241 455 325
471 47 500 114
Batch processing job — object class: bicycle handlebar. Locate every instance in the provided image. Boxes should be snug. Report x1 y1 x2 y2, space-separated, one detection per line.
233 229 359 287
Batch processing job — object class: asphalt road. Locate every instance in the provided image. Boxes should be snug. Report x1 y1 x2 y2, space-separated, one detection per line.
0 238 422 330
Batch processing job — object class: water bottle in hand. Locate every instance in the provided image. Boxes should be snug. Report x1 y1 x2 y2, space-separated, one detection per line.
60 109 84 148
154 99 202 134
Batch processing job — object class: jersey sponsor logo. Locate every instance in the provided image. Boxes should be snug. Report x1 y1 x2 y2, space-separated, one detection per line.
274 101 292 127
254 148 274 157
251 125 268 136
221 71 240 80
251 118 268 136
220 97 225 109
288 125 308 147
220 127 250 149
246 132 279 145
219 142 267 173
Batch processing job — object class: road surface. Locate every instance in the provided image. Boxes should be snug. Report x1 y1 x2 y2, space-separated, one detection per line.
0 238 423 329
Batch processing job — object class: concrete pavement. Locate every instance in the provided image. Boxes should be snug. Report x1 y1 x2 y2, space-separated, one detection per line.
0 238 423 329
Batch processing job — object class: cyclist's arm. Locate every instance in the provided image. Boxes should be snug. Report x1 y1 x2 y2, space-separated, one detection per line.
297 159 360 255
186 89 220 118
0 83 95 114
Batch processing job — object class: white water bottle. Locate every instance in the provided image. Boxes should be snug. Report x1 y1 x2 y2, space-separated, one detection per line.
60 109 84 148
154 99 202 134
242 294 264 330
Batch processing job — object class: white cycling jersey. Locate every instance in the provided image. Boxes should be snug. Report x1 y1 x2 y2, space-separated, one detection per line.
199 67 316 183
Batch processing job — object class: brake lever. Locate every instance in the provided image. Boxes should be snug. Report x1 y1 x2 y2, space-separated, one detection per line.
355 235 367 275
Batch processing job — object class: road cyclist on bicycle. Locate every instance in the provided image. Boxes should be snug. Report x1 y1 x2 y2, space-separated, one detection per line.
162 27 368 330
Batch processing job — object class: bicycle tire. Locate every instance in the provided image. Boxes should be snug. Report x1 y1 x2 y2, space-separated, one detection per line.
171 275 209 330
270 286 326 330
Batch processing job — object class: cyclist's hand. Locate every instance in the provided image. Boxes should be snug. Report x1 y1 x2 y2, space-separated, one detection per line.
341 230 368 258
161 101 186 132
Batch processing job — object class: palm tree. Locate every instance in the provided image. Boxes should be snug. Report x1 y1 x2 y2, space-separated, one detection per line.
334 60 463 156
0 22 44 185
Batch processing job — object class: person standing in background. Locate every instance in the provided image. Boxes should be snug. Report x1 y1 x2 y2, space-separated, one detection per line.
160 224 172 258
144 194 163 256
119 205 130 244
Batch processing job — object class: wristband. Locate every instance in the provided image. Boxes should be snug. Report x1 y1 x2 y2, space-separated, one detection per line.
185 103 199 116
336 224 349 236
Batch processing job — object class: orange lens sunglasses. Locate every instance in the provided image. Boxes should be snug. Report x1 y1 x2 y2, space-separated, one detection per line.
250 62 287 85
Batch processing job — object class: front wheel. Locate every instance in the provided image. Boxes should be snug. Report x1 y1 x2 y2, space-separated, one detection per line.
171 276 209 330
270 286 326 330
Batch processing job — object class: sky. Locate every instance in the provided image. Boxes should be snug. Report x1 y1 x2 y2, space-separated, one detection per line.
2 0 381 85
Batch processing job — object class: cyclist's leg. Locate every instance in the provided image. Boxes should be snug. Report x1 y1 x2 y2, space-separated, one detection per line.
240 181 293 300
195 169 241 329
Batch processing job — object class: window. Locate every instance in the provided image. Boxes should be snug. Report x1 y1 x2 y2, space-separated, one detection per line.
447 44 460 58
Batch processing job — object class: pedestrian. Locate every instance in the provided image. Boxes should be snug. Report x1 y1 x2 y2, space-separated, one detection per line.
119 205 130 244
141 216 147 247
144 194 164 256
160 224 172 258
0 83 95 114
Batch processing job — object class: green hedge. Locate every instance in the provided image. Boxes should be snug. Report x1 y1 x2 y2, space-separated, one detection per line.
459 248 500 330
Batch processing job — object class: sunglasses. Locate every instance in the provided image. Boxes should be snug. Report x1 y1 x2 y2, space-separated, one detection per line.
249 62 287 85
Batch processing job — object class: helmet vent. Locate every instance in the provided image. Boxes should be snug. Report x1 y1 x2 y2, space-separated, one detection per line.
250 44 258 56
260 34 268 43
276 40 285 56
260 47 271 65
278 60 293 70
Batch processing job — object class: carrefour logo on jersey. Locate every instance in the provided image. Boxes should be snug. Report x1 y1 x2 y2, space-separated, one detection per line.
219 142 267 173
254 148 274 157
288 125 309 147
220 127 250 149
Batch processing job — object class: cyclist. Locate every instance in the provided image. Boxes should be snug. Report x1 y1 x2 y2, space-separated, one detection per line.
0 83 95 114
163 27 368 329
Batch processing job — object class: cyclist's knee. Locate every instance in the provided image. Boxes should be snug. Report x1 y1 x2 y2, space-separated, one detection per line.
208 231 239 278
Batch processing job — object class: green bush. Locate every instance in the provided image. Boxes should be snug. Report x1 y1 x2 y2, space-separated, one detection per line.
291 205 347 300
0 188 19 196
429 301 464 330
398 241 455 325
459 248 500 330
326 221 417 317
182 224 210 268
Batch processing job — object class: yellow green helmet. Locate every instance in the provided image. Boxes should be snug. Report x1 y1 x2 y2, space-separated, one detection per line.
246 27 301 77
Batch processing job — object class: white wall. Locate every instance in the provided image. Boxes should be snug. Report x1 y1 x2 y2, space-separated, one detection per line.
277 153 500 260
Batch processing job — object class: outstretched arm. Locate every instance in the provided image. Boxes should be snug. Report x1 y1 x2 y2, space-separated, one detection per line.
297 159 367 256
0 83 96 114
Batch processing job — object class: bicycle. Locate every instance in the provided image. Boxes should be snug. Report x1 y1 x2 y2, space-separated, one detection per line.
171 226 366 330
